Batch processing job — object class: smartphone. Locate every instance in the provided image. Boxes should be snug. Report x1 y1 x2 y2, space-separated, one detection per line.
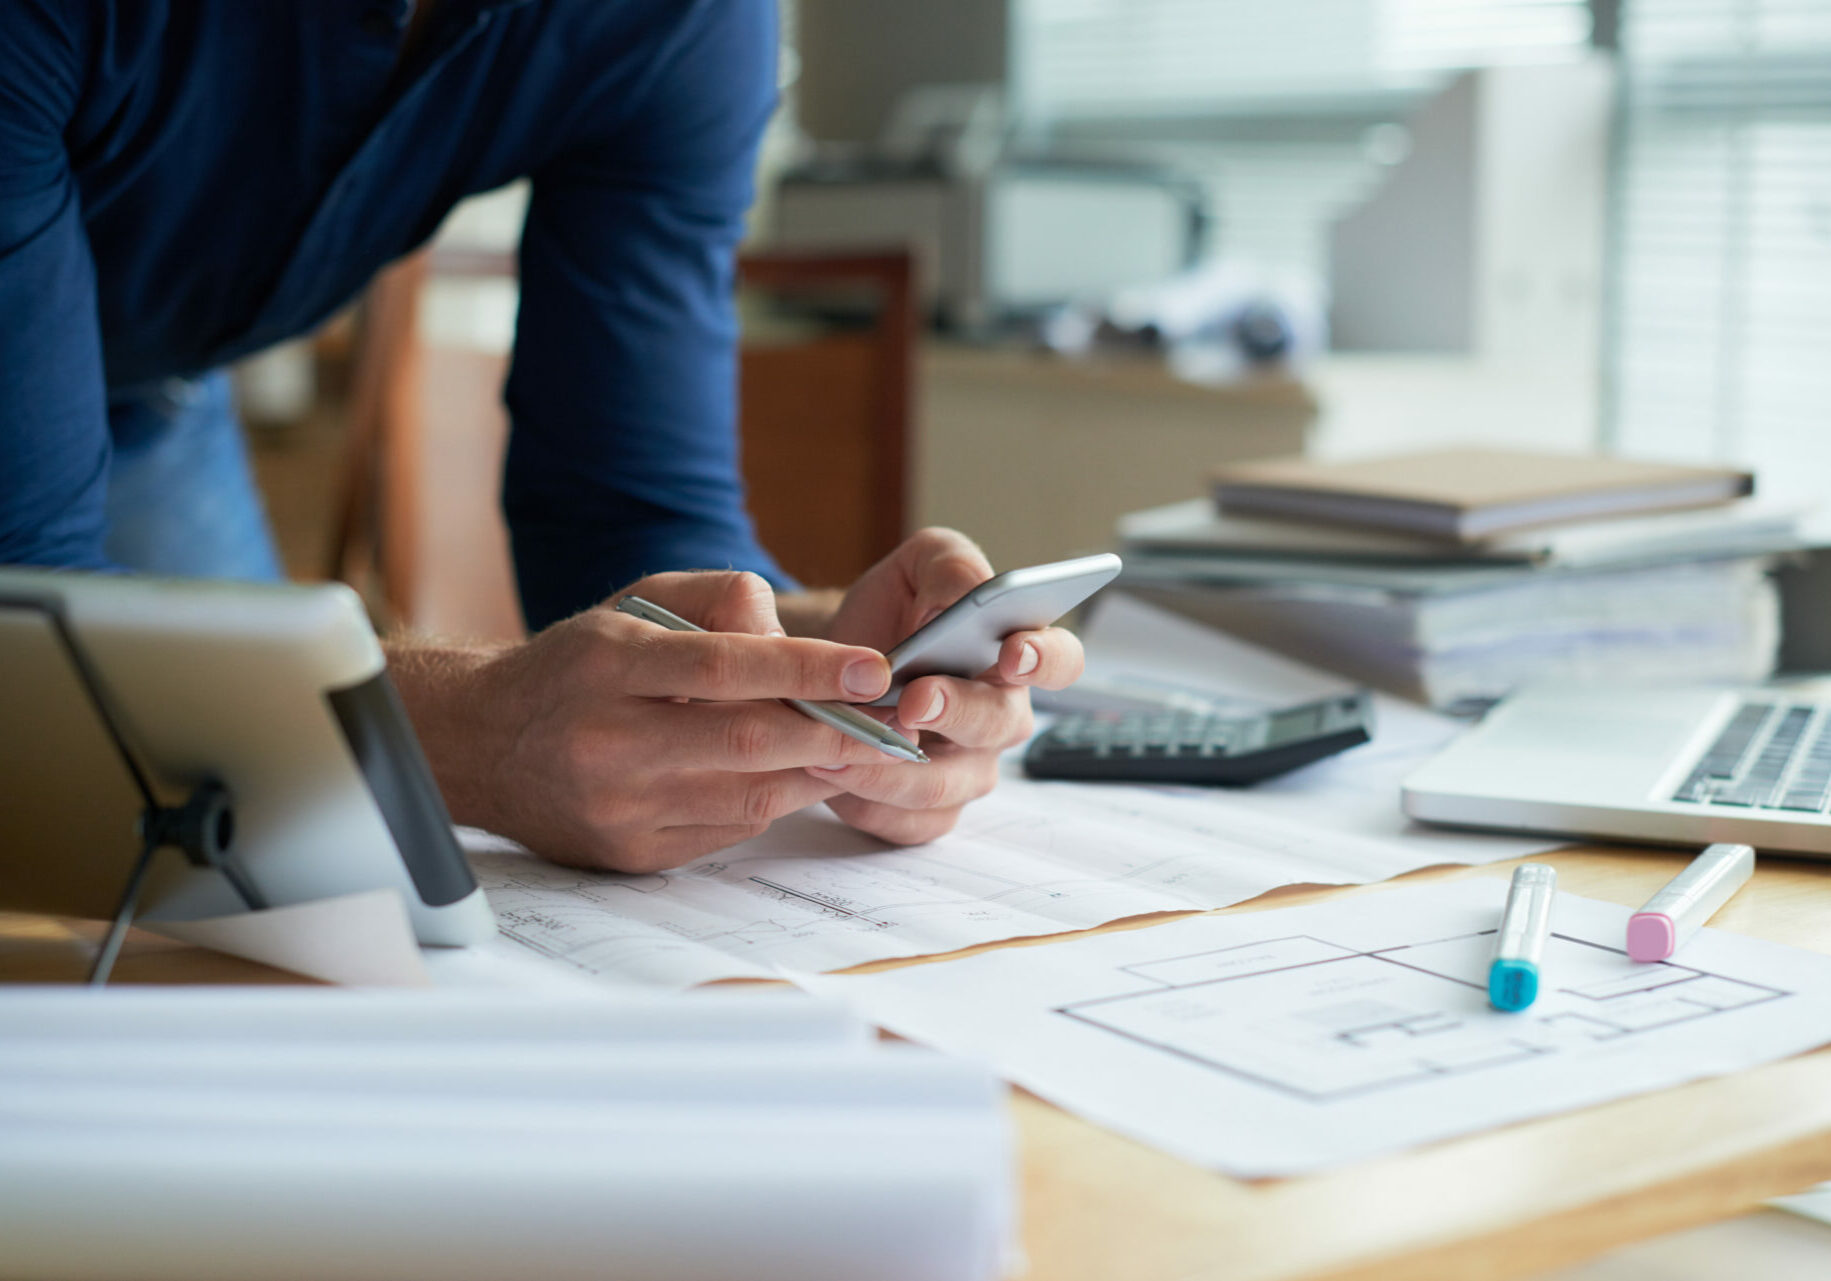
869 553 1123 706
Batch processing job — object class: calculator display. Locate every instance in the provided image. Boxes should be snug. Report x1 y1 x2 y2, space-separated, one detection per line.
1267 707 1323 741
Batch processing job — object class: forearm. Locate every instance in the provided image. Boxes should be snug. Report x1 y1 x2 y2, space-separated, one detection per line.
384 636 520 834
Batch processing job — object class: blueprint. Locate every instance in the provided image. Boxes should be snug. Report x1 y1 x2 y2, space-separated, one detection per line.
799 879 1831 1176
467 767 1550 990
465 596 1557 990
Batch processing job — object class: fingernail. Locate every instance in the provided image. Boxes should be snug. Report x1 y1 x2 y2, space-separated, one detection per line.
807 764 849 776
844 659 888 698
908 686 945 726
766 626 787 637
1014 642 1040 677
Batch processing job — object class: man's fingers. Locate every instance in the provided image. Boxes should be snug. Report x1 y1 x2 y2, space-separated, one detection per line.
536 769 844 874
618 628 890 703
614 570 785 637
905 528 994 628
641 700 893 770
807 748 1000 814
825 794 966 847
606 569 894 702
995 626 1083 691
647 768 843 826
896 676 1033 750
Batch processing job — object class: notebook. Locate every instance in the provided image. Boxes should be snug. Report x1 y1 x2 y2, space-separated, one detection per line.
1209 448 1754 542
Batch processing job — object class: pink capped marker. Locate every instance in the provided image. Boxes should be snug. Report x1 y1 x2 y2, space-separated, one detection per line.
1627 843 1755 962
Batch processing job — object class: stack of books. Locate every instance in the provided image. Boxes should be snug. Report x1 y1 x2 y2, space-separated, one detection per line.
1115 448 1799 713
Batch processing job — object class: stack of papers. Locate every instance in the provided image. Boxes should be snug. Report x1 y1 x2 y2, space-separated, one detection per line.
0 989 1013 1281
1120 495 1807 570
1117 497 1796 711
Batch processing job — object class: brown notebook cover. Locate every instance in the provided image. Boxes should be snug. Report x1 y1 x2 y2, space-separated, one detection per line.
1210 448 1754 542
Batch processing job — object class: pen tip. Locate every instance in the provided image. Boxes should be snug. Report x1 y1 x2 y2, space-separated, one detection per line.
914 749 931 763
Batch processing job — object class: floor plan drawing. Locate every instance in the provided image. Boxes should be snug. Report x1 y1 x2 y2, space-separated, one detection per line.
1057 929 1788 1102
802 880 1831 1175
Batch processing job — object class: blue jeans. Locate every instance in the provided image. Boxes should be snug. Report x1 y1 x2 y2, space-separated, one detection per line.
104 372 285 582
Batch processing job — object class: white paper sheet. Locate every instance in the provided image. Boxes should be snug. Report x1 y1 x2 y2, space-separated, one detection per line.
142 888 431 987
1772 1183 1831 1227
799 879 1831 1177
470 595 1553 991
469 771 1545 992
420 933 612 991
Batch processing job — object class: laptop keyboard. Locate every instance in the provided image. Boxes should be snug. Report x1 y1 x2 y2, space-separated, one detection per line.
1671 700 1831 812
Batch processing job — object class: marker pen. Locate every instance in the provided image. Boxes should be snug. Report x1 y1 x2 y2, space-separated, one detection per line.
1626 843 1754 962
1489 863 1556 1012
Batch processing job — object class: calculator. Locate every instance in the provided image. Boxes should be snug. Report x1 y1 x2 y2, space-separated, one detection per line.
1022 693 1374 785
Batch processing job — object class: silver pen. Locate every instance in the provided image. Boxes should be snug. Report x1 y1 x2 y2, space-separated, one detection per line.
614 596 929 764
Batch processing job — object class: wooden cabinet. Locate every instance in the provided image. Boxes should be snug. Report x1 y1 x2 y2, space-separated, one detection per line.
916 343 1314 571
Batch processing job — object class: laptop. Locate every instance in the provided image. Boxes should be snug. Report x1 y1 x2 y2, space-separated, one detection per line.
1402 684 1831 856
0 567 496 944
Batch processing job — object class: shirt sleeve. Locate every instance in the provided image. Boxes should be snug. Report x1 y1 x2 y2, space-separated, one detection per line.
0 1 112 570
503 0 789 631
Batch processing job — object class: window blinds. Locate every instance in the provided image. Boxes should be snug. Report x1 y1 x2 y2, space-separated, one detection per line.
1606 1 1831 502
1012 0 1593 121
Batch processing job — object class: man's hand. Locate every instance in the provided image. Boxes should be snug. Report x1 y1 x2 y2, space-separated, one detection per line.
390 530 1084 870
799 527 1085 845
392 571 905 873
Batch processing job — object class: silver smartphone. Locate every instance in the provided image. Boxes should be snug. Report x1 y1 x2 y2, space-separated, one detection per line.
869 553 1123 706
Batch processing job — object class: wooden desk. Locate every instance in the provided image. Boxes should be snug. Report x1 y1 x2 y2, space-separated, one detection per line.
8 845 1831 1281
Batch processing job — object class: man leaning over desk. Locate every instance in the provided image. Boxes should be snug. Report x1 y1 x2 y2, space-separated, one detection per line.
0 0 1083 870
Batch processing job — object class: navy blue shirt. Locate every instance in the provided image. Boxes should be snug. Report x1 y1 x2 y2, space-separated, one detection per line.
0 0 787 628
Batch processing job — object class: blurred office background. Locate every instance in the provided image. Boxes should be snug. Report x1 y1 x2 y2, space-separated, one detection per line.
240 0 1831 639
230 8 1831 1270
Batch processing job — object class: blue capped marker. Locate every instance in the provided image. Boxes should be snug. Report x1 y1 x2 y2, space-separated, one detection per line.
1489 863 1556 1012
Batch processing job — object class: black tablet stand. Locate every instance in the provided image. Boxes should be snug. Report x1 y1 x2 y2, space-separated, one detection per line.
5 598 268 985
89 778 266 986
